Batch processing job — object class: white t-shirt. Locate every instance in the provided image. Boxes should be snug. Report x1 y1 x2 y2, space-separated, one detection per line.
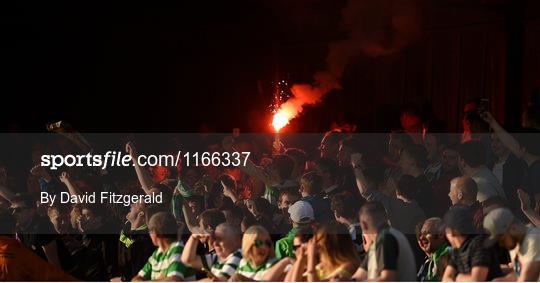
509 227 540 280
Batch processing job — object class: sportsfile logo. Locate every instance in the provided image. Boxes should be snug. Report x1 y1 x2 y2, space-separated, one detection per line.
40 151 181 170
40 151 251 170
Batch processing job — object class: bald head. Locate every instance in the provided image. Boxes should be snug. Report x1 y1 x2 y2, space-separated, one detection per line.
449 176 478 205
215 222 241 239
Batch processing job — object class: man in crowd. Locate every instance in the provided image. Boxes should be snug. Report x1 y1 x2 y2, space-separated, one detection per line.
315 157 342 199
182 223 243 281
298 171 333 224
352 201 417 281
398 144 437 217
447 176 484 230
416 217 451 281
430 143 461 217
442 205 503 281
482 111 540 212
483 208 540 281
319 130 343 161
284 148 307 181
0 209 76 281
423 132 446 184
133 212 195 281
353 153 426 236
490 133 528 217
458 140 506 202
275 200 314 259
113 201 155 281
330 191 363 253
10 194 61 266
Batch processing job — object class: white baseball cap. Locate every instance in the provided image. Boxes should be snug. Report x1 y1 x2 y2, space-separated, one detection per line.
288 201 314 224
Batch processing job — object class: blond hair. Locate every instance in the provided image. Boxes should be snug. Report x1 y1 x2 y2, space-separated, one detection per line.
242 225 274 264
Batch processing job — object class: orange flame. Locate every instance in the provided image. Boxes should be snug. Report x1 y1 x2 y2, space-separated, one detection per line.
272 110 291 132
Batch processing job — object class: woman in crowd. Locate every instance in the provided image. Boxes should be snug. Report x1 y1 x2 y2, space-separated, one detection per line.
231 225 278 281
288 222 361 281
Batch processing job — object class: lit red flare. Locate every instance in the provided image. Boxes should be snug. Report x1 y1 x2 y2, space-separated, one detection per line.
272 110 291 132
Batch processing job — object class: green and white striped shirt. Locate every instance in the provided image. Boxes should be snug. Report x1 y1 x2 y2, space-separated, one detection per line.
137 241 195 281
236 257 278 281
201 249 242 279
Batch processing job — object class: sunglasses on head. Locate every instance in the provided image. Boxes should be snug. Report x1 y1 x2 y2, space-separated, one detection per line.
254 239 272 248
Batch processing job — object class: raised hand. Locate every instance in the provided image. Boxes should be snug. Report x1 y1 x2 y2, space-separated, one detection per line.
306 237 317 259
479 111 495 125
59 171 70 184
125 141 137 157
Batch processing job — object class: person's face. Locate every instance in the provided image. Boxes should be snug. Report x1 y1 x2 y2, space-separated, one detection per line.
251 236 272 266
398 150 415 172
490 134 508 158
319 136 339 160
424 135 440 163
442 149 459 172
497 232 518 250
359 213 373 234
293 237 303 251
448 181 461 205
245 199 258 217
418 221 445 255
49 209 70 234
445 228 458 248
278 194 298 212
151 166 170 183
401 113 423 134
212 229 238 260
149 230 159 246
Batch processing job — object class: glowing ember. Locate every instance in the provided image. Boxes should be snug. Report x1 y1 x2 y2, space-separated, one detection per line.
272 111 290 132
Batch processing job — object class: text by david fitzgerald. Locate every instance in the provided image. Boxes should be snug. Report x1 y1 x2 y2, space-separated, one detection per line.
41 191 163 207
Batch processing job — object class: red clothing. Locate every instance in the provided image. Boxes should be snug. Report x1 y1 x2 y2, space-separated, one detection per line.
0 236 76 281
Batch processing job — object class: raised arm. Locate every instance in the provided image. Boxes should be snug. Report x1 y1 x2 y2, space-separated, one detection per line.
306 237 320 282
181 234 204 270
442 265 457 282
126 142 155 195
263 257 294 281
286 246 307 282
481 112 524 159
221 181 240 204
47 121 93 153
0 167 15 203
181 200 199 233
222 136 273 186
351 153 370 197
59 172 82 198
518 189 540 227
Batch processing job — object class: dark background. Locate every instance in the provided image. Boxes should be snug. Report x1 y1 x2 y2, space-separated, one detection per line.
1 0 539 133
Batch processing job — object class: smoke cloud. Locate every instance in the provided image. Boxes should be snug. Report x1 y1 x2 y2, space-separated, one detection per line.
277 0 423 124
